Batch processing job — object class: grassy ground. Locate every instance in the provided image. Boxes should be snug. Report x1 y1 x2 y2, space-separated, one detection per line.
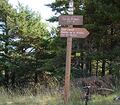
0 87 120 105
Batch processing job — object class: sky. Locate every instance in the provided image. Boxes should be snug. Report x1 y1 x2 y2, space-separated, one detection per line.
8 0 57 28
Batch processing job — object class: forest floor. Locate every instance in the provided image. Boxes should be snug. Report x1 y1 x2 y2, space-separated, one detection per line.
0 87 120 105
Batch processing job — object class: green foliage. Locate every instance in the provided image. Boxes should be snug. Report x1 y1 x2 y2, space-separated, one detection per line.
0 0 52 87
47 0 120 79
0 0 120 89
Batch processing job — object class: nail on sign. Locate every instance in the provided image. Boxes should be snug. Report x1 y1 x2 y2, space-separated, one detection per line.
60 28 89 38
59 15 83 26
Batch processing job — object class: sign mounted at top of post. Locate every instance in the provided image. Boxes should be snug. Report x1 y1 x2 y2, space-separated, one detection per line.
59 15 83 26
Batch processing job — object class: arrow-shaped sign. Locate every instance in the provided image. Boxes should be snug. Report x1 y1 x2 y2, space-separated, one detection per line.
60 28 89 38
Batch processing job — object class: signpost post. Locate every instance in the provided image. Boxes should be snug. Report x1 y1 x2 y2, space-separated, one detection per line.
64 33 72 105
63 1 73 105
58 0 89 104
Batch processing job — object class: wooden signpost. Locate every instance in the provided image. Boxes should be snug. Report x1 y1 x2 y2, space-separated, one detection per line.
59 15 83 26
60 28 89 38
58 0 89 104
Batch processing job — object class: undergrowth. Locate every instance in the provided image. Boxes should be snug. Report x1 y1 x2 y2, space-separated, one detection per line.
0 87 120 105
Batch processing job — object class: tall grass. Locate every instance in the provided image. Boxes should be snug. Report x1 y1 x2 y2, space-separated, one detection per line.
0 87 120 105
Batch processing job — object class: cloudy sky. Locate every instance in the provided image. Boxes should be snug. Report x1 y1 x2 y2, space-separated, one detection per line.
8 0 55 20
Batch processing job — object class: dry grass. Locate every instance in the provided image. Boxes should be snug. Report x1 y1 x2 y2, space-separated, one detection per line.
0 87 120 105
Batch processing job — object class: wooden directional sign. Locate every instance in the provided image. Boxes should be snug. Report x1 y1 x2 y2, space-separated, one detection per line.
60 28 89 38
59 15 83 26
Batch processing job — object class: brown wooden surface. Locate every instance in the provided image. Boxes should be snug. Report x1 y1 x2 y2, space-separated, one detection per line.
60 27 89 38
64 37 72 105
59 15 83 26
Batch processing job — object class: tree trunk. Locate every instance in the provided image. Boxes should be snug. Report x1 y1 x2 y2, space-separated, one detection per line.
86 60 89 77
5 70 9 89
109 61 112 75
33 72 38 96
96 60 99 76
80 51 84 77
89 60 92 76
102 60 106 77
80 51 84 69
11 71 15 89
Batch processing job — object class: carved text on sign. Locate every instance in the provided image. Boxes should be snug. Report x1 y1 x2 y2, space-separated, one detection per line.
60 28 89 38
59 15 83 26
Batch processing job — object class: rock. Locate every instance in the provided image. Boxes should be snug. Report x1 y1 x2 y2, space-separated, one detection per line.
114 96 120 101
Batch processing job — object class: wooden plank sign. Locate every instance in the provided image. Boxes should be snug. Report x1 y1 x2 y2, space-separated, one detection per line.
60 28 89 38
59 15 83 26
